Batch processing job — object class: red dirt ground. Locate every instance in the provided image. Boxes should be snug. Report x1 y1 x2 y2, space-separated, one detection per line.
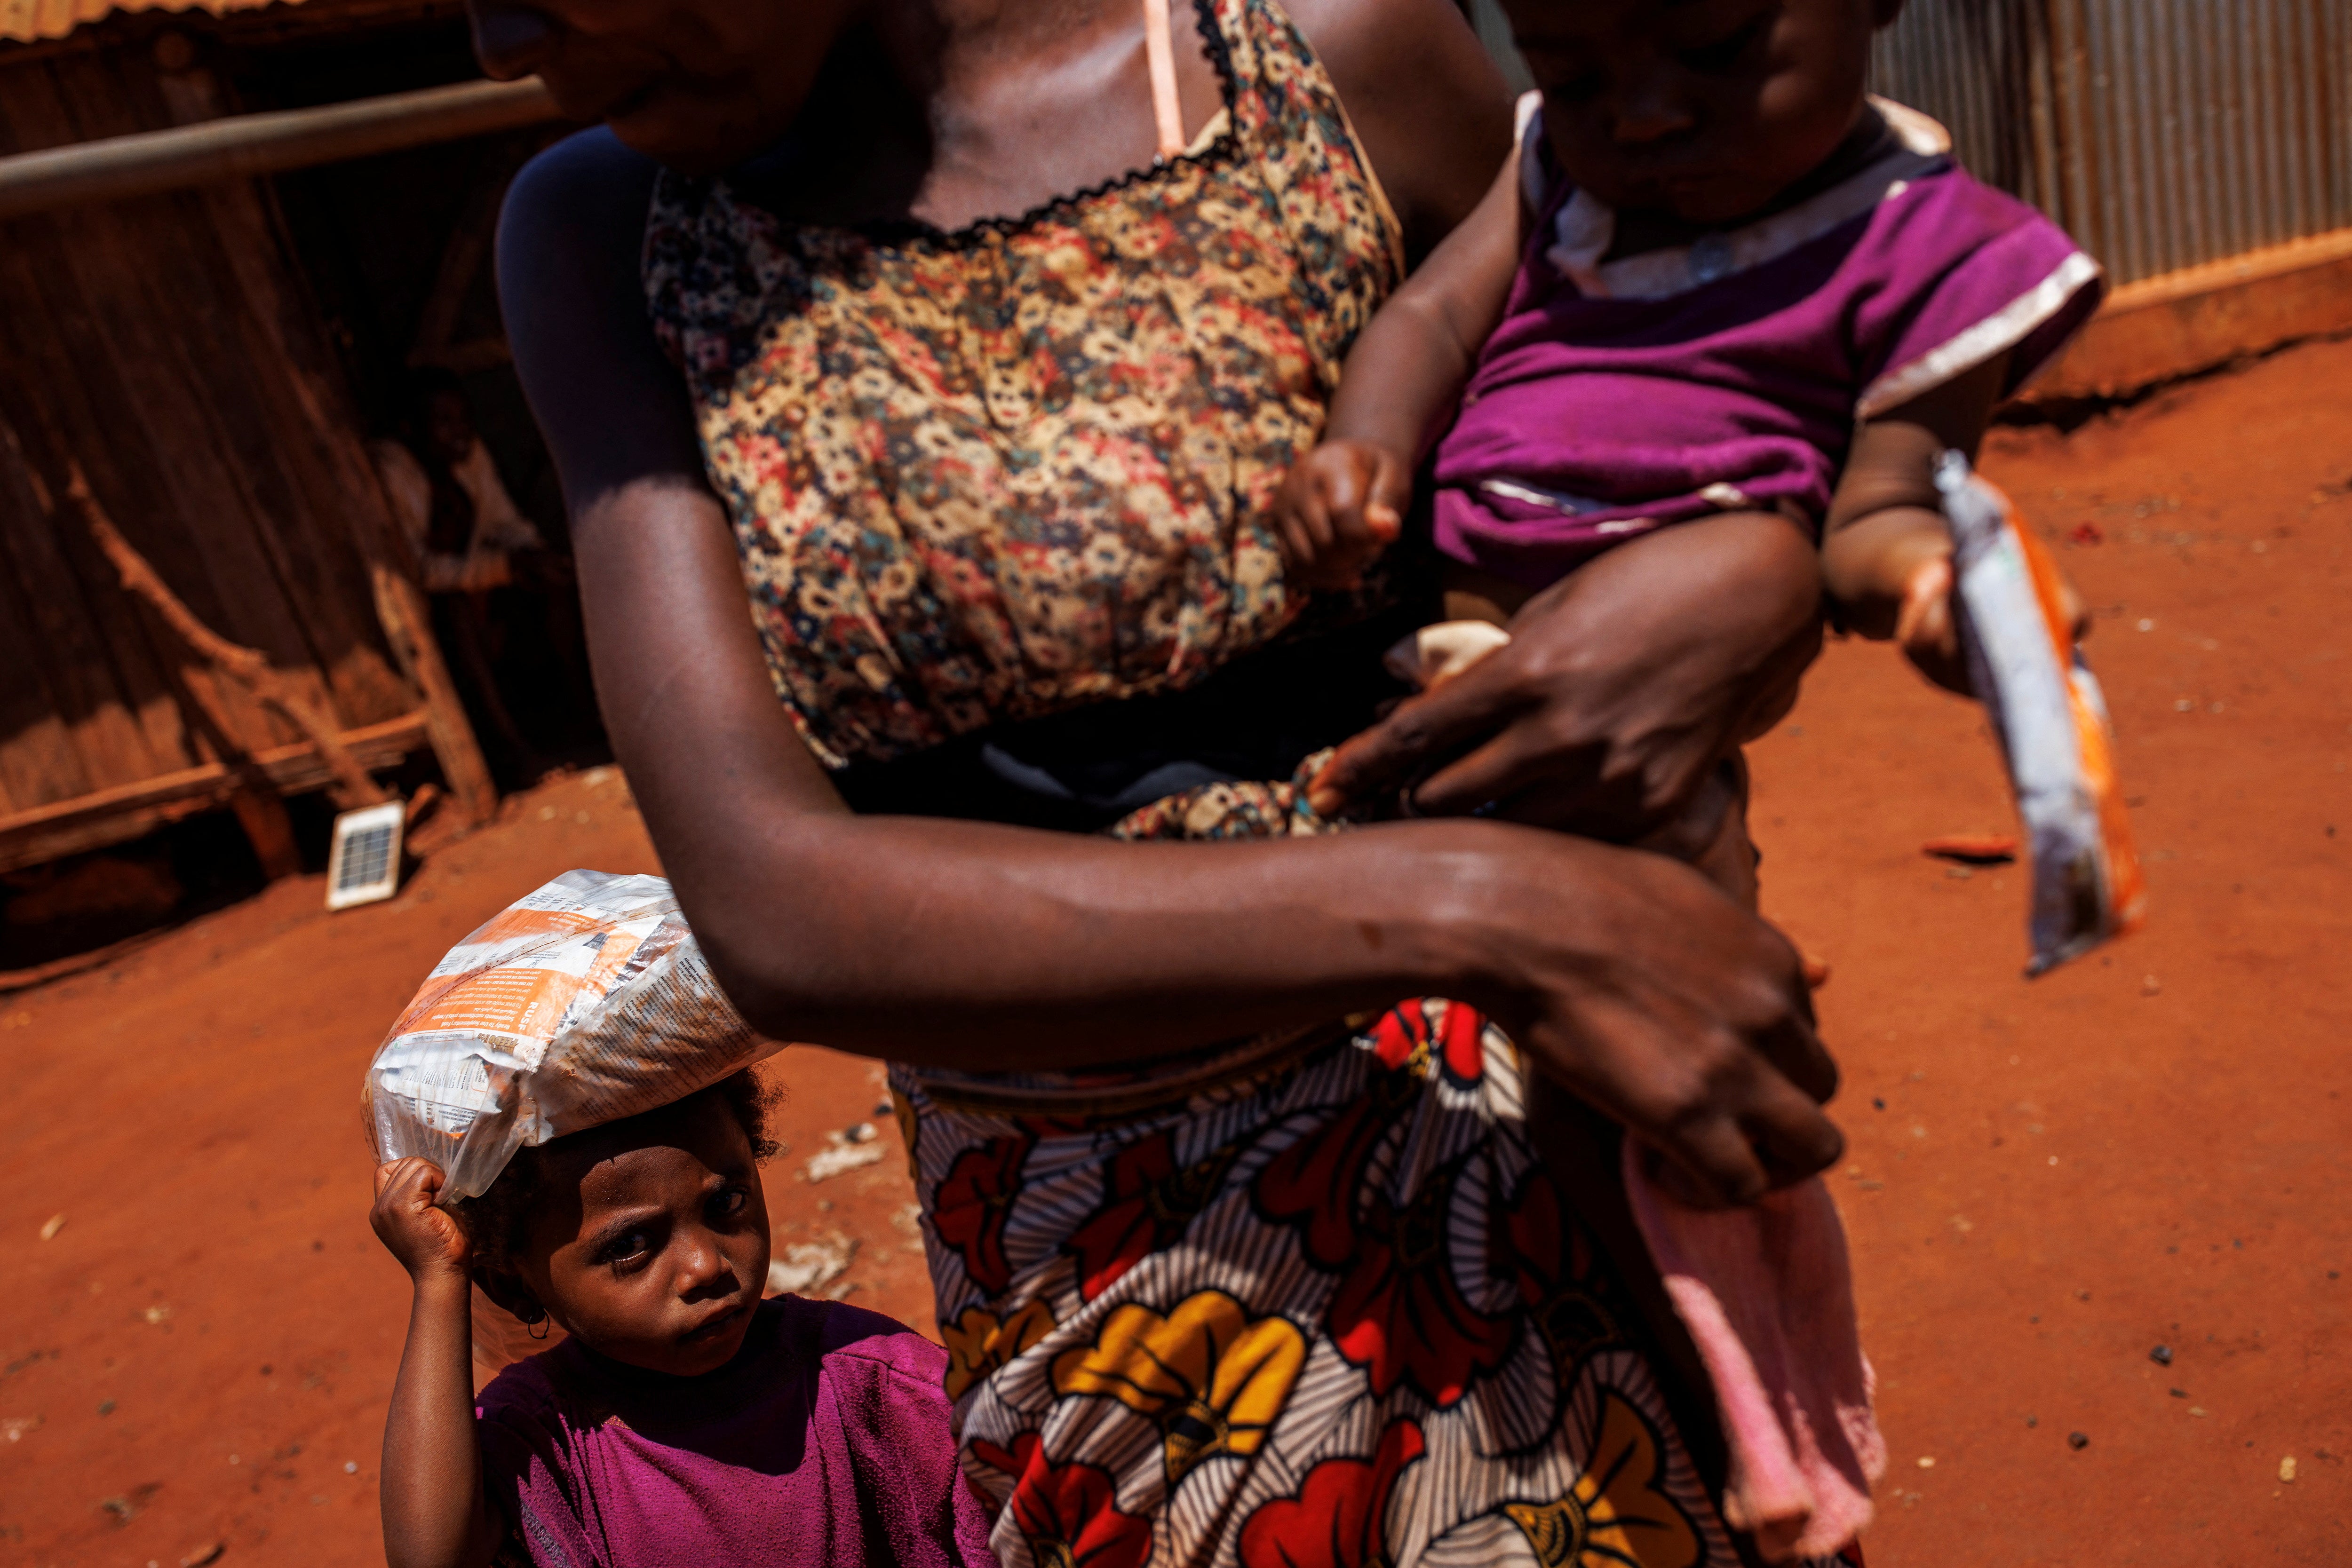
3 335 2347 1566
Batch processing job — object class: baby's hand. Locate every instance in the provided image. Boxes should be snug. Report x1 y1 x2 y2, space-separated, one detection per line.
1274 440 1410 591
1895 546 2091 695
1893 552 1969 694
371 1157 472 1284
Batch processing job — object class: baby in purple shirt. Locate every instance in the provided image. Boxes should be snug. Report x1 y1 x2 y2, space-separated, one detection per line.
1279 0 2102 889
369 1071 994 1568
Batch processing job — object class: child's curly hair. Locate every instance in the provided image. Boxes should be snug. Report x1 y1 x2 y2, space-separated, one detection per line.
450 1069 780 1274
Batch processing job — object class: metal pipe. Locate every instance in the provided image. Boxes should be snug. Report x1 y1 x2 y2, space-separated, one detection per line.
0 77 562 222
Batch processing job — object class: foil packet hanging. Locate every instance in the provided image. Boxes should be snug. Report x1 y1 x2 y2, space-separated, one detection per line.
1938 452 2146 974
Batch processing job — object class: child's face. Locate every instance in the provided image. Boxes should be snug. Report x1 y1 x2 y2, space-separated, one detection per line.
506 1097 772 1377
1505 0 1899 224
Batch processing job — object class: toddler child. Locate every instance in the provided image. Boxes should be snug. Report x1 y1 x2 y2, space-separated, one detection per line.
1269 3 2105 1557
370 1070 993 1568
1278 0 2101 889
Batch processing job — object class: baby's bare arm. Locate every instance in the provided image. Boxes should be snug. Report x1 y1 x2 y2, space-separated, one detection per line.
1324 144 1526 459
373 1159 500 1568
1276 149 1526 587
1822 354 2012 690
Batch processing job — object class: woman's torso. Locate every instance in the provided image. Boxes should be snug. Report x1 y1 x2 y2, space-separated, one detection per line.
644 0 1406 782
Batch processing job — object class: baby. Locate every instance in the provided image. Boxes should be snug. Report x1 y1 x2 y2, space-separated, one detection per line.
370 1071 992 1568
1278 0 2101 890
1269 4 2105 1555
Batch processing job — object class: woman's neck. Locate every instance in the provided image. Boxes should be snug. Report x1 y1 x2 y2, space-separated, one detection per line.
731 0 1218 235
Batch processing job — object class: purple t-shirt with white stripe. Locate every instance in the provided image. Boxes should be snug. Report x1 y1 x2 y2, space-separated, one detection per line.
476 1296 996 1568
1430 102 2104 588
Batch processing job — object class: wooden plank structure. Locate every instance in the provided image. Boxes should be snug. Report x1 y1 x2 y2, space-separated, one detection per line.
0 0 502 876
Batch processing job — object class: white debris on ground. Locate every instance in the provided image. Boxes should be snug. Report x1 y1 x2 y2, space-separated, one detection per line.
891 1202 925 1254
765 1235 860 1299
805 1122 887 1183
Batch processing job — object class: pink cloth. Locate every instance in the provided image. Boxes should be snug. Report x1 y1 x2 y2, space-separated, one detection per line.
474 1295 996 1568
1623 1145 1887 1562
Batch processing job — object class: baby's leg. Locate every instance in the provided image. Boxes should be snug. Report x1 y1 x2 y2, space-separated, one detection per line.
1633 754 1759 910
1439 561 1534 626
1410 556 1768 909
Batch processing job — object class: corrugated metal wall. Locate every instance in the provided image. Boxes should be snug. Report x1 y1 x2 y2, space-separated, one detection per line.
1468 0 2352 288
1871 0 2352 285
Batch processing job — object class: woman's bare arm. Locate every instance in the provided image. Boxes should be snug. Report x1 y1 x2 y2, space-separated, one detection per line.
1285 0 1517 257
1321 148 1526 464
1273 150 1525 585
495 130 1840 1203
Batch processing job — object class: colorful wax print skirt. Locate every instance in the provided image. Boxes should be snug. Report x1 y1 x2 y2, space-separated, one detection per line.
890 767 1862 1568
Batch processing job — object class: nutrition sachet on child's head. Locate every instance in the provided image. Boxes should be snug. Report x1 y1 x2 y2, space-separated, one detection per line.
364 869 776 1202
1937 453 2147 974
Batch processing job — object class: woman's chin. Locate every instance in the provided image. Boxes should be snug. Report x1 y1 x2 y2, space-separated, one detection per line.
606 93 777 178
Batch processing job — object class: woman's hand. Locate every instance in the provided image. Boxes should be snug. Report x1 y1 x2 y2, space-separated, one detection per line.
1311 511 1823 838
493 133 1836 1181
1458 829 1842 1206
372 1158 472 1286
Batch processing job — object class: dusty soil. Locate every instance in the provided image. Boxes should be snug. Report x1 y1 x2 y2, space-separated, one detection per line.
2 336 2347 1565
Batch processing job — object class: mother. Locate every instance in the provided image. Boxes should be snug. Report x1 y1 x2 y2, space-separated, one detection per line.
480 0 1843 1562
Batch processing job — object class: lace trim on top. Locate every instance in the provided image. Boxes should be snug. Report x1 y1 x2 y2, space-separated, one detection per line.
641 0 1404 770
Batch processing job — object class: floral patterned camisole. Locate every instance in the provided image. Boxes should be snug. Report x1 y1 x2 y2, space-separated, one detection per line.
642 0 1404 772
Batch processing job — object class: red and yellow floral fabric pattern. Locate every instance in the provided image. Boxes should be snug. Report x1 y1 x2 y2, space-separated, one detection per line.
896 998 1810 1568
898 759 1866 1568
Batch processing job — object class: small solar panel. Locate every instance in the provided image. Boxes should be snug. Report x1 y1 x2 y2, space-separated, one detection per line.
326 800 406 911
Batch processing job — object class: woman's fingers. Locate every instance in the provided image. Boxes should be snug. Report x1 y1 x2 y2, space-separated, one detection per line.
1506 840 1847 1208
1649 1115 1772 1210
1407 717 1623 825
1640 1046 1843 1208
1308 655 1528 815
1735 932 1837 1104
1748 1089 1847 1188
1760 1007 1839 1105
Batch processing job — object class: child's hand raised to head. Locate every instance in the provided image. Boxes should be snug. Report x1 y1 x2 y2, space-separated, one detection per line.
371 1156 472 1284
1274 440 1410 591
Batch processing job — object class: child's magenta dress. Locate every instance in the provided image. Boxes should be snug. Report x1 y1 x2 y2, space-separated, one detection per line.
475 1295 994 1566
1432 98 2105 588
